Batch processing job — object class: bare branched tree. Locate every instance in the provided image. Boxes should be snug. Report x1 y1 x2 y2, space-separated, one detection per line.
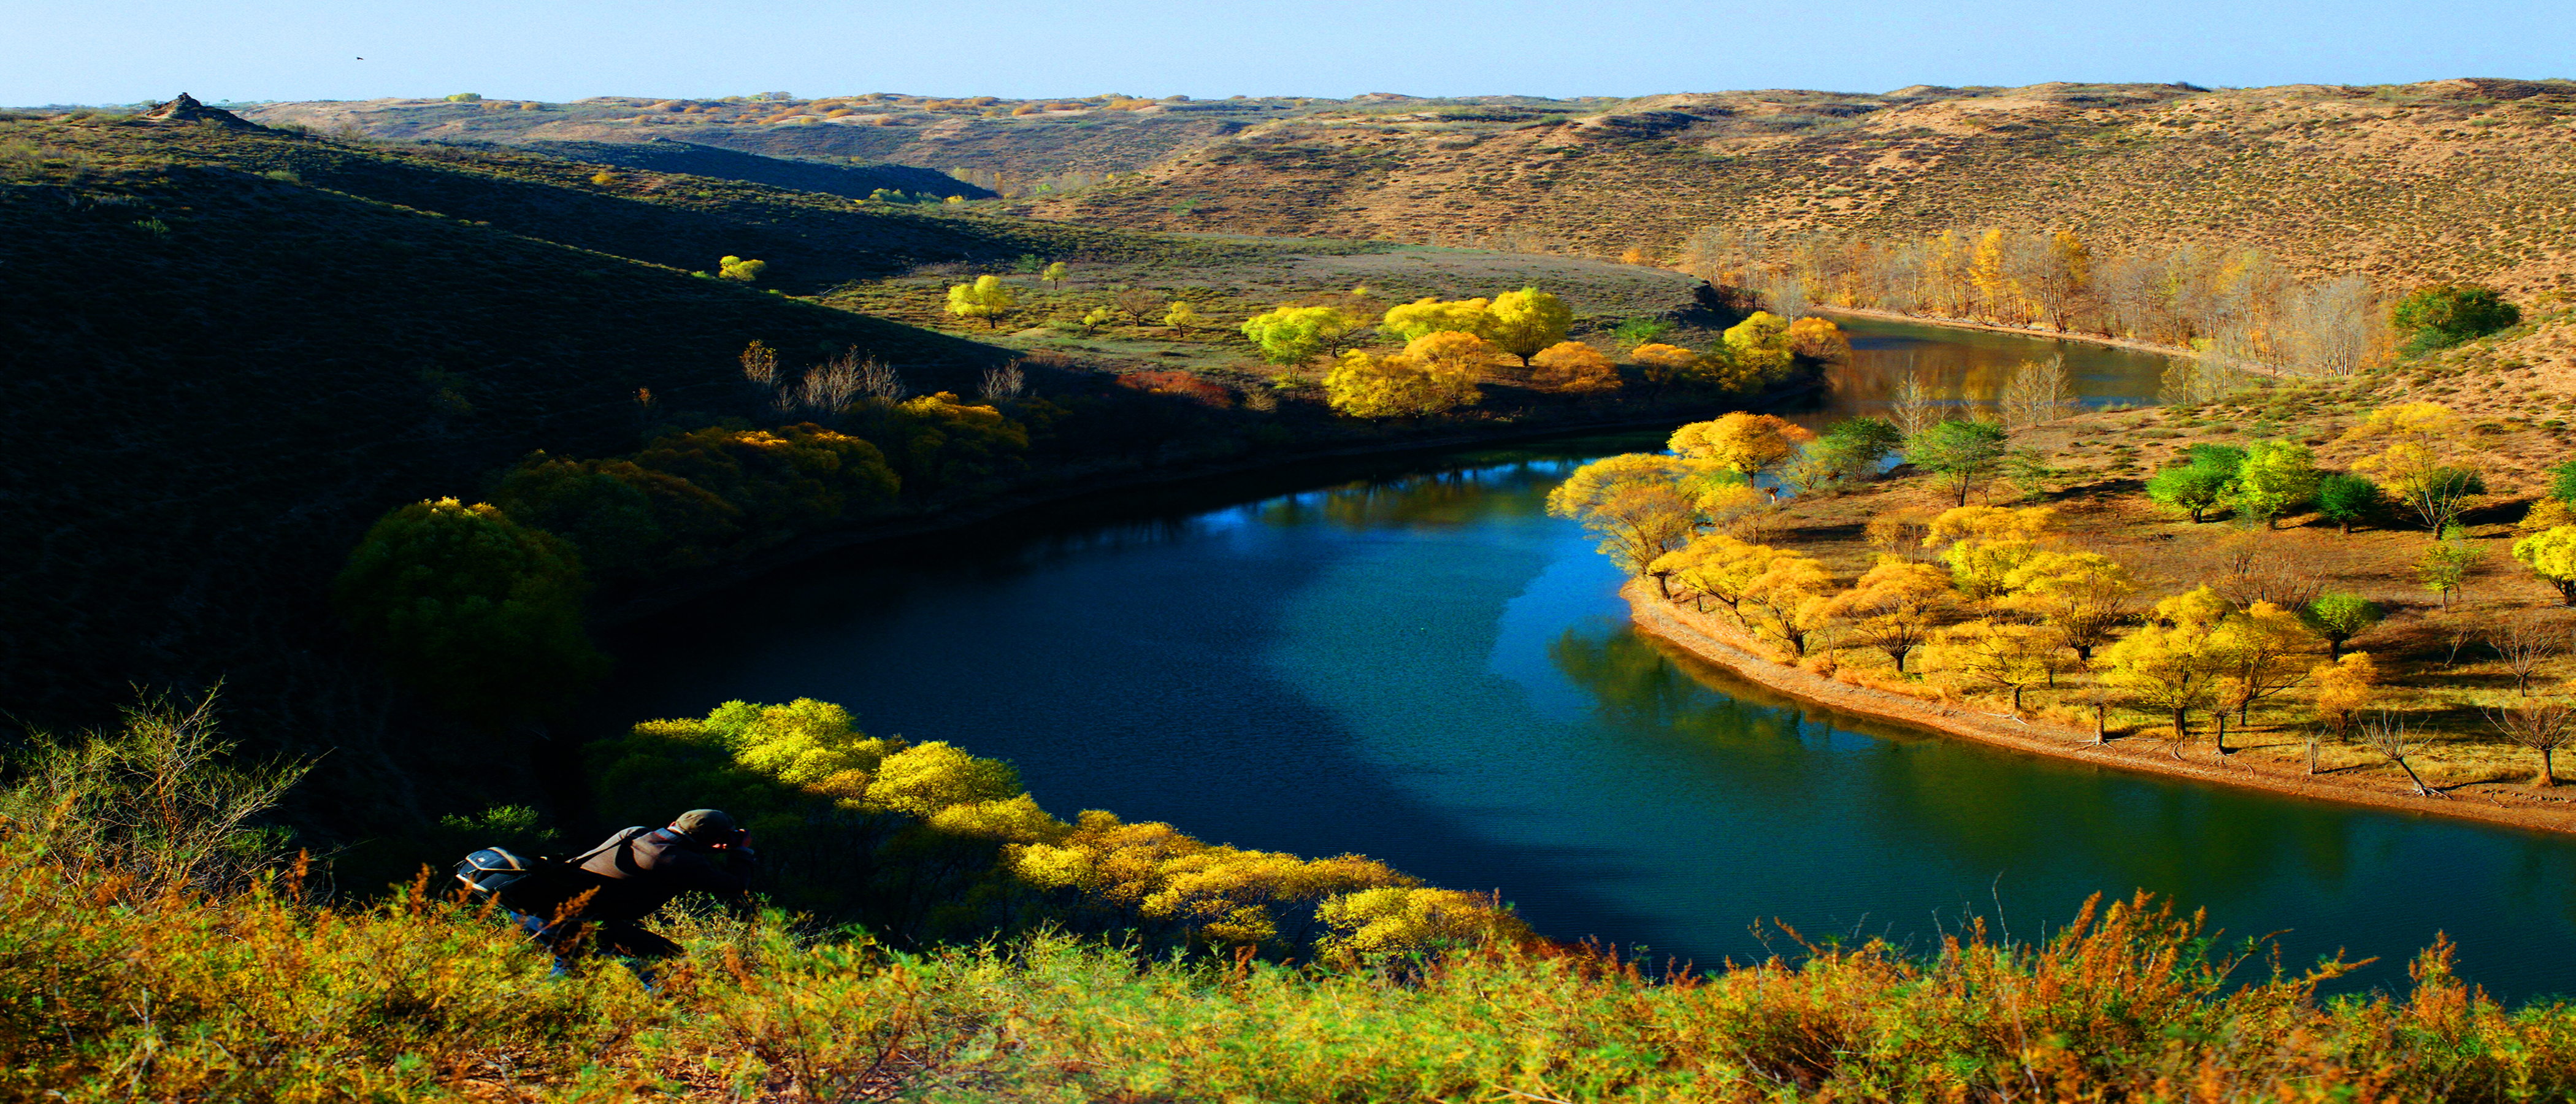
857 356 907 404
799 356 861 420
2486 698 2576 788
2360 712 2444 798
2215 540 2324 611
1999 356 2077 429
1890 372 1939 440
2489 616 2563 698
980 362 1027 404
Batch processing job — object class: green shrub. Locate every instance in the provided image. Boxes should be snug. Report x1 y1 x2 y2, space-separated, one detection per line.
332 497 606 723
2393 282 2520 352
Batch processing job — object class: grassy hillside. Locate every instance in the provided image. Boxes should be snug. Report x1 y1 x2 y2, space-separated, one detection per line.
1033 79 2576 300
248 82 2576 301
0 112 1048 836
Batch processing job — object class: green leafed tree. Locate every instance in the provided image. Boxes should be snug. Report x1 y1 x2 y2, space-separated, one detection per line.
2225 440 2320 529
2314 472 2385 535
1906 420 2009 507
2300 591 2383 659
333 498 607 723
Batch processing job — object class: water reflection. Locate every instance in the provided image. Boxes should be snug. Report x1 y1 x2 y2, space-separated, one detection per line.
1808 315 2182 423
1543 621 2576 994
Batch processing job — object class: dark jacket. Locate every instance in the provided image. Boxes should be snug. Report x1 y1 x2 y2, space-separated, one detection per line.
570 826 755 924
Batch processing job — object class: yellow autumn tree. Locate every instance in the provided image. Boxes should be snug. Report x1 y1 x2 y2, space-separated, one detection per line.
2310 651 2379 736
1163 300 1203 334
1784 316 1851 361
1628 343 1698 385
1928 620 2064 713
1740 553 1837 657
1486 286 1573 367
1528 341 1620 393
2208 601 2322 729
1321 347 1481 419
1817 556 1953 672
1669 412 1817 484
1378 296 1494 342
2000 550 2137 662
2093 587 2235 745
1651 534 1779 619
1547 454 1708 582
1718 312 1796 388
1926 505 2057 602
945 275 1017 329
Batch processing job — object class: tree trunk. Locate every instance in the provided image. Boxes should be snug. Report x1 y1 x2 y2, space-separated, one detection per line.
2394 756 2437 797
2095 703 2106 743
2213 713 2228 756
2012 684 2024 712
2326 637 2343 661
2540 747 2558 788
2171 707 2188 743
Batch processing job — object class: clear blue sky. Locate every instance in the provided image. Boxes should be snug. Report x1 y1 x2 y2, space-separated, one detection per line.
10 0 2573 106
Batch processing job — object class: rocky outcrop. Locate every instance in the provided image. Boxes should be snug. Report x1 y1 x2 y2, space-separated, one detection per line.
140 93 263 129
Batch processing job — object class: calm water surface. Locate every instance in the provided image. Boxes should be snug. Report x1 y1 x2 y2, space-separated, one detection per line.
603 318 2576 998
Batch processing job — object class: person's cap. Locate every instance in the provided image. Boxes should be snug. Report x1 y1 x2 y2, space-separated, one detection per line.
670 808 740 843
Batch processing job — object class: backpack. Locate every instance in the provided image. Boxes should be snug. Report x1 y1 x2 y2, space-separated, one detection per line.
453 829 639 918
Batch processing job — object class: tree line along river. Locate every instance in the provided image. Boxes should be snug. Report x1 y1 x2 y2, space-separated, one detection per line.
594 317 2576 999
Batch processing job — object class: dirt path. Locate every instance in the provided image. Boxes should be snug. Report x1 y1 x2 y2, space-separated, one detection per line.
1623 580 2576 837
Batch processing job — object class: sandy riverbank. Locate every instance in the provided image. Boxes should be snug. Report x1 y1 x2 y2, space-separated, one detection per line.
1622 579 2576 838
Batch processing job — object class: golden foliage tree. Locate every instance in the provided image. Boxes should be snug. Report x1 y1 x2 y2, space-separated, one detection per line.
2209 601 2323 732
2000 550 2137 661
1929 620 2064 713
2093 588 2234 745
1817 557 1953 672
945 275 1018 329
1651 534 1779 618
2512 526 2576 606
1547 454 1708 583
1378 296 1494 343
1926 505 2057 602
1486 287 1573 367
1241 305 1359 366
1784 316 1851 362
1628 343 1698 386
2310 652 2379 737
1528 341 1620 393
1740 554 1836 657
1669 412 1817 485
1163 300 1203 335
1321 341 1483 420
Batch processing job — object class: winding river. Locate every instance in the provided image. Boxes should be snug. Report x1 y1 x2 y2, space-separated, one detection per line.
599 318 2576 999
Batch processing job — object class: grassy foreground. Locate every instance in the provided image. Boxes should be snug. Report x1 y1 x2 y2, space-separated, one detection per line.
9 840 2575 1102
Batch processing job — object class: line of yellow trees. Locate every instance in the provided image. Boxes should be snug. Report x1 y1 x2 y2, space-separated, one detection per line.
1552 403 2576 782
590 697 1529 958
1677 226 2386 377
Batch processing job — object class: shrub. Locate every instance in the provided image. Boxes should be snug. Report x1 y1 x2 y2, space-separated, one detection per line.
2392 282 2520 351
332 498 606 722
632 424 900 546
718 255 769 282
2314 472 2385 534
